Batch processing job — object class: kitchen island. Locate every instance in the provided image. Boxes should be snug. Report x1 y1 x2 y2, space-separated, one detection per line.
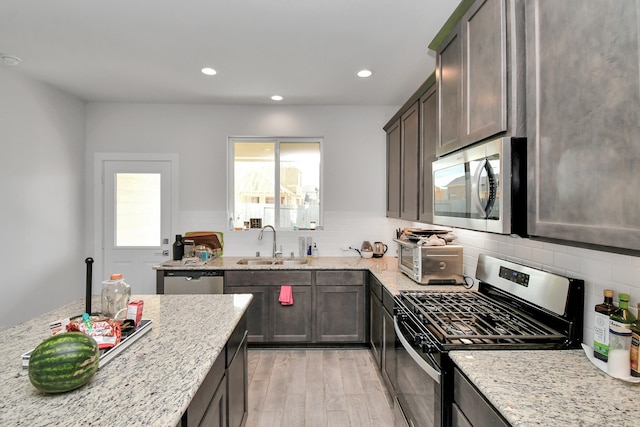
450 349 640 426
0 293 252 426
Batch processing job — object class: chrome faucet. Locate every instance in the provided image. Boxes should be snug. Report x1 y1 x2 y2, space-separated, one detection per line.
258 225 280 258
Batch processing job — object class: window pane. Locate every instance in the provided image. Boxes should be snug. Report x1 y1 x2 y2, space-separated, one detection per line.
280 142 320 228
234 142 275 226
116 173 161 246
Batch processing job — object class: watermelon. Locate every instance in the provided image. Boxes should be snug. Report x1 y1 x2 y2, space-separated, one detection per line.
28 332 100 393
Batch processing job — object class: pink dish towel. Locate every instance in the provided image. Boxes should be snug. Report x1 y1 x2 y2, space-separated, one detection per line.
279 285 294 306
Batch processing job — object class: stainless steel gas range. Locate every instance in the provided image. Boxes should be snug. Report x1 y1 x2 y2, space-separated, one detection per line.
392 254 584 427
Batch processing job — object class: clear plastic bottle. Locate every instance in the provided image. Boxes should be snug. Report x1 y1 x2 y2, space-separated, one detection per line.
594 289 615 362
312 243 319 258
610 293 636 328
101 273 132 319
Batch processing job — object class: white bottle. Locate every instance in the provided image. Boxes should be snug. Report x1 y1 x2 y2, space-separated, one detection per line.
312 243 319 258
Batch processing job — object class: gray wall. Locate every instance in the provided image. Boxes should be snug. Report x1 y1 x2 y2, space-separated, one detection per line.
0 68 86 330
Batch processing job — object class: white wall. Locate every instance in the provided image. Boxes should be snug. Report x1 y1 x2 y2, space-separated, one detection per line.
84 103 405 278
0 68 86 331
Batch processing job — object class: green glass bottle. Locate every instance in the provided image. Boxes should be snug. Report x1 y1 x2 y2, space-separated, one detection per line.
610 293 636 328
594 289 616 362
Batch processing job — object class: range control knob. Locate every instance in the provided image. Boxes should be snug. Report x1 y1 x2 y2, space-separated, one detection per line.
423 342 438 354
413 334 426 347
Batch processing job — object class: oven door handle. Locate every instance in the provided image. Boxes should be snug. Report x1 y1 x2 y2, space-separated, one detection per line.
394 316 441 384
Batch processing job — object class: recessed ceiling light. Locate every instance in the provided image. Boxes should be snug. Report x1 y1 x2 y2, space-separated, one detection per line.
357 69 373 78
271 95 283 101
1 55 22 66
201 67 217 76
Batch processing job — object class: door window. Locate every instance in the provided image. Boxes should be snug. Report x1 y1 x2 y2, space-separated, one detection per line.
115 173 161 247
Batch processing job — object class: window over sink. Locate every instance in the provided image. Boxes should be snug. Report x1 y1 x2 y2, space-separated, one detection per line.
228 137 322 230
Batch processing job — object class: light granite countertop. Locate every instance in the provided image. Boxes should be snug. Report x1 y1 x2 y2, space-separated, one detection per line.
449 349 640 426
0 294 252 426
155 255 470 295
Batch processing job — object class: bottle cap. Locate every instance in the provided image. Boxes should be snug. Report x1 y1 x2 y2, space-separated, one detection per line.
604 289 614 298
610 325 632 336
110 273 123 280
619 293 630 301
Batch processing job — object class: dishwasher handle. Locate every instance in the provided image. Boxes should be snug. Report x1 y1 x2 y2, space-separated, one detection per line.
165 270 223 279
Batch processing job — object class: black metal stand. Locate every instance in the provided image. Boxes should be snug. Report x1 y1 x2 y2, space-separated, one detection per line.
85 257 94 314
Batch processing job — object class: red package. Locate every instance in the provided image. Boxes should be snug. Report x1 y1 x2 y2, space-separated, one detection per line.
67 316 121 350
126 300 144 327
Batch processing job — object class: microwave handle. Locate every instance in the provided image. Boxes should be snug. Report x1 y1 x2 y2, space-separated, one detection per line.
472 158 497 218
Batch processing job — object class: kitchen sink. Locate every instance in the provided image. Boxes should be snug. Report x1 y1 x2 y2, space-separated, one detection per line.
282 259 307 265
236 258 307 266
236 258 282 265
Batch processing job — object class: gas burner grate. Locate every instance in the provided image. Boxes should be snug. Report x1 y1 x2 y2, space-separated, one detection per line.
400 291 566 344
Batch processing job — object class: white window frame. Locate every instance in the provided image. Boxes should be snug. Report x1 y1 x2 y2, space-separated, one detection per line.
227 136 323 230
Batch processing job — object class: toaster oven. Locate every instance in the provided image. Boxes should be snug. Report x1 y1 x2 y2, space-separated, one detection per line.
394 239 463 285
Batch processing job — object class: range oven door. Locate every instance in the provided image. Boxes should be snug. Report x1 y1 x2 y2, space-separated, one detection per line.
394 313 442 427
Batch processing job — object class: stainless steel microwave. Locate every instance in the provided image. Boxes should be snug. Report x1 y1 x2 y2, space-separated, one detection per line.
395 239 463 285
432 137 527 235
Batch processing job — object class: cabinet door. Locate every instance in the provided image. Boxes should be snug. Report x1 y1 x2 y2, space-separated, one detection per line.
270 286 312 342
226 286 268 343
198 374 227 427
386 119 401 218
437 22 463 156
183 352 226 427
419 83 437 223
382 304 396 394
526 0 640 250
370 290 383 369
463 0 507 143
400 102 420 220
316 285 365 342
227 331 248 427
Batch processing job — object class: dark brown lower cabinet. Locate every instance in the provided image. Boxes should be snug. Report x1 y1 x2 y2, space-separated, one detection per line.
181 313 247 427
316 285 365 342
316 271 366 343
225 270 367 345
225 270 313 343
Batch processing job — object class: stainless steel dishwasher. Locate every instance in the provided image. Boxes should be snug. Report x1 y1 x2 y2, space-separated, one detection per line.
163 271 224 294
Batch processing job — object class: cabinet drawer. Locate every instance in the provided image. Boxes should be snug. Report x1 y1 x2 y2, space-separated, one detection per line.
370 275 382 300
316 270 365 286
225 270 312 286
454 368 508 427
382 286 395 313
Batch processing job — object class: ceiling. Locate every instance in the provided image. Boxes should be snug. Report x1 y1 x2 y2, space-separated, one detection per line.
0 0 458 105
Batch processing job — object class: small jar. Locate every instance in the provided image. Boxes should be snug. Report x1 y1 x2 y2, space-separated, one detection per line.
101 273 131 320
608 325 632 379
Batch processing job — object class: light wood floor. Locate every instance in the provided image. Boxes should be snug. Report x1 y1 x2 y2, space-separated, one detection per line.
246 348 395 427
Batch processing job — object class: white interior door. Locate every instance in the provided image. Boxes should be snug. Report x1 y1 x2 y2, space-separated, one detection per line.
103 160 172 294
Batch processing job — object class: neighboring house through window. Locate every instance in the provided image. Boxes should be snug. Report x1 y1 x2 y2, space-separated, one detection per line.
229 137 322 230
